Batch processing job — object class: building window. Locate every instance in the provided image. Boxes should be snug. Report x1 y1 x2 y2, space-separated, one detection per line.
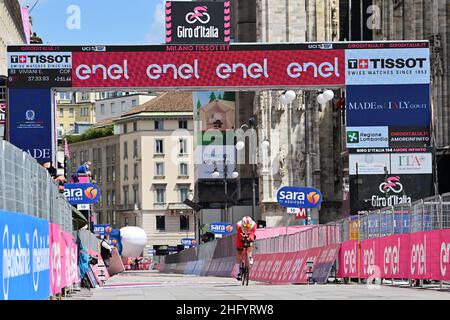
123 123 127 134
179 119 188 129
133 122 137 132
97 148 102 163
179 163 188 176
111 166 116 181
131 99 137 107
100 104 105 115
69 108 74 117
59 108 64 117
179 187 189 203
123 186 129 205
111 190 116 206
111 146 115 162
124 164 128 180
81 92 89 101
133 185 139 205
179 139 187 154
155 139 164 154
111 102 116 113
133 139 138 158
121 101 126 111
154 119 164 130
133 163 138 179
59 92 71 100
106 167 111 182
69 124 74 132
155 163 164 176
97 169 102 183
123 141 128 159
156 216 165 231
180 215 189 231
155 186 166 204
106 191 111 206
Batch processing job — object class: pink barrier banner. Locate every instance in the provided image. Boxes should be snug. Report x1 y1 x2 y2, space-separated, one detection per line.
440 229 450 281
337 240 359 278
378 234 410 279
360 238 377 279
274 252 298 284
339 229 450 281
49 224 62 295
61 231 79 286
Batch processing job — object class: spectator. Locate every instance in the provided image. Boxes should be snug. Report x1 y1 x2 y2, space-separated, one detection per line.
72 161 92 182
43 162 58 179
100 234 113 268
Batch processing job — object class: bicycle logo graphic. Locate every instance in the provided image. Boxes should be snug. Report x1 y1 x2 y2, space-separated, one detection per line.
379 176 403 194
185 6 210 24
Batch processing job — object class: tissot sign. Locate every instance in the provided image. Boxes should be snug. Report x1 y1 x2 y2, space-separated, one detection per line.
165 1 230 44
7 42 429 90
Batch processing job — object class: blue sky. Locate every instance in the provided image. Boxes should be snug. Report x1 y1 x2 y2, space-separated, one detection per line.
19 0 180 45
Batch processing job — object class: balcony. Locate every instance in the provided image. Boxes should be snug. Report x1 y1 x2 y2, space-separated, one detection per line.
115 203 140 212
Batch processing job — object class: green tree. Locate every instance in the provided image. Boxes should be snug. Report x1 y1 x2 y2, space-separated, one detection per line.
208 92 217 102
222 91 236 101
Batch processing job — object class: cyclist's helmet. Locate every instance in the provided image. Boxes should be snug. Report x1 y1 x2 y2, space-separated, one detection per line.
241 216 253 232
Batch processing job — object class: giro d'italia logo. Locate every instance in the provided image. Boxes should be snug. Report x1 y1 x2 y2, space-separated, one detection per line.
185 6 210 24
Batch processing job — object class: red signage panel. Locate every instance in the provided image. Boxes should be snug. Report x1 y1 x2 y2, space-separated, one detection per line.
71 49 345 89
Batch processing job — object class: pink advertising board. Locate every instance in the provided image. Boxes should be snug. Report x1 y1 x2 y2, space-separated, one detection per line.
339 229 450 281
50 224 62 295
337 240 359 278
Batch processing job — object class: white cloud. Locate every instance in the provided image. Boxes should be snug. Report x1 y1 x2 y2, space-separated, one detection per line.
146 0 192 44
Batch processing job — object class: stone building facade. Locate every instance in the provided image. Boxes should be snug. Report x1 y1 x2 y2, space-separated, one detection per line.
231 0 343 226
372 0 450 193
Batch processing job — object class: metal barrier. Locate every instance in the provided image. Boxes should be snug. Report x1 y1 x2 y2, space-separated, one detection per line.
76 229 99 252
159 192 450 266
0 140 74 231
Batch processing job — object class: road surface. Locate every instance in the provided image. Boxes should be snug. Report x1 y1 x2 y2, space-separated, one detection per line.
64 270 450 300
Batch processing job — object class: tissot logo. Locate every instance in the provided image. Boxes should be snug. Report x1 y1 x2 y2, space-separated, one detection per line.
348 58 427 70
10 54 71 64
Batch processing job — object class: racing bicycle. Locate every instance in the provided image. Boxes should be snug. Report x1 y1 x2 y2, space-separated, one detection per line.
240 238 252 286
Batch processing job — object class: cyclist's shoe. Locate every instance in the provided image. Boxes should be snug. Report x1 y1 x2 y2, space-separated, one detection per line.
236 272 242 281
249 257 254 265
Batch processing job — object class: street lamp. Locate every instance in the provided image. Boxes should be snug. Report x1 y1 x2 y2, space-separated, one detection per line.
211 154 238 223
235 121 269 222
284 90 333 225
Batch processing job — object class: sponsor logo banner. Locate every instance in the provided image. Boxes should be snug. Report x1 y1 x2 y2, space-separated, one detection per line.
277 186 322 209
210 222 234 235
0 102 5 125
63 183 101 205
349 174 433 215
349 146 432 154
345 48 430 85
390 153 432 174
166 1 230 44
93 224 112 236
349 154 390 175
389 127 430 147
350 153 432 175
0 210 50 300
346 127 389 149
340 230 450 281
346 84 431 127
8 52 72 69
69 49 345 88
8 89 53 164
